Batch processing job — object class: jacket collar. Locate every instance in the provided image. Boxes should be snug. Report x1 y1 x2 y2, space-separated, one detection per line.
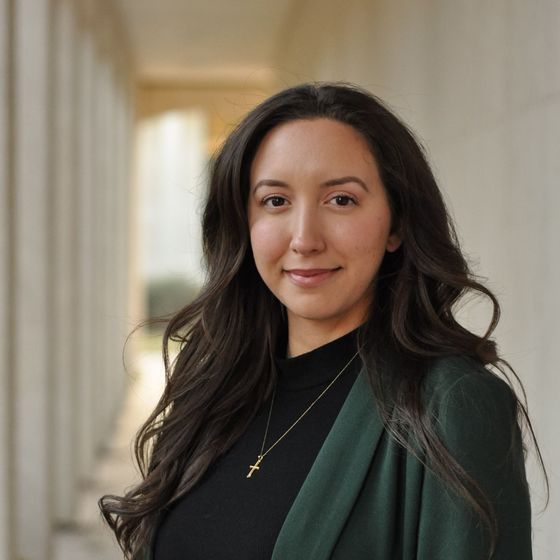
271 367 384 559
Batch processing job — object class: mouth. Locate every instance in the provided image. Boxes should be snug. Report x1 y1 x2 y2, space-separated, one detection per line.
284 267 341 287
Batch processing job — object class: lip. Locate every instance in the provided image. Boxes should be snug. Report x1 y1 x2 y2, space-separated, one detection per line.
284 268 341 287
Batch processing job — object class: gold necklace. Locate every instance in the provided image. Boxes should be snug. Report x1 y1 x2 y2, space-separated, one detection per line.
246 351 359 478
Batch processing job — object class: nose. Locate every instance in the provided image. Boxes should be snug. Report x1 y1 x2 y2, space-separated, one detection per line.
289 206 326 255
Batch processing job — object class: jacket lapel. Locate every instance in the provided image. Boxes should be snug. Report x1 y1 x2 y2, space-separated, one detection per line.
271 368 384 559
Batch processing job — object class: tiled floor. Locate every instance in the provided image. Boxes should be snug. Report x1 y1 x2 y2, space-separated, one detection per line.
53 353 165 560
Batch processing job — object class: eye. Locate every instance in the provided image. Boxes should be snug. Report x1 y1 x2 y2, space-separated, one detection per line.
329 194 357 207
262 195 288 208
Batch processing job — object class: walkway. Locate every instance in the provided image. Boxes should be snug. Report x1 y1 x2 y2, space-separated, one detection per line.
53 352 165 559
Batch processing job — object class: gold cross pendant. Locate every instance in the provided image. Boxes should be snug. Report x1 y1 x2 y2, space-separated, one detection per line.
247 455 263 478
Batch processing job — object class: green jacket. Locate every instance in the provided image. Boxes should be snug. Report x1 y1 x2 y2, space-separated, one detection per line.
147 355 532 559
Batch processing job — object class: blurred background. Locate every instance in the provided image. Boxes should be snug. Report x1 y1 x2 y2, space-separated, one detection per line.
1 0 558 558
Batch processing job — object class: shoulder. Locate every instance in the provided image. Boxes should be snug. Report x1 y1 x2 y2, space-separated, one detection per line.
422 354 517 415
414 356 532 558
421 355 522 468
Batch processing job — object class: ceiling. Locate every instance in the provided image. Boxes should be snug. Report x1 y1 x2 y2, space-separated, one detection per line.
114 0 297 85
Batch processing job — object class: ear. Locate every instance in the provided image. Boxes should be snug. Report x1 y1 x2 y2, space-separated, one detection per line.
386 232 402 253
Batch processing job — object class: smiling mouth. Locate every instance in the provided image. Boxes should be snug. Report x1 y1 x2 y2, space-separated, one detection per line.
284 268 341 287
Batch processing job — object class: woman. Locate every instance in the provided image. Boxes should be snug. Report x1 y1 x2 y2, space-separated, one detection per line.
100 82 546 559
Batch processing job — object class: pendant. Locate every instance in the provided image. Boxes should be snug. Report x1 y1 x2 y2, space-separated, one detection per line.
247 455 263 478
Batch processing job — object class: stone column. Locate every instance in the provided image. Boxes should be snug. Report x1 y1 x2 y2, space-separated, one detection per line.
52 0 79 525
0 0 13 556
75 22 96 481
110 68 131 435
12 0 53 556
102 62 118 443
91 52 109 452
116 78 135 403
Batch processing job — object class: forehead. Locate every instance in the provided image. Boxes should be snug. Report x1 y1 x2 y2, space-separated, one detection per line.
250 118 377 178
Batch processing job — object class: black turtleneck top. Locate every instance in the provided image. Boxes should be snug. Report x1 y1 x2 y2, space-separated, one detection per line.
153 328 362 559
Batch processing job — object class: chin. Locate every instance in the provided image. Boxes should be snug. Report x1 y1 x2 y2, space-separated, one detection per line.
281 294 370 328
285 304 352 324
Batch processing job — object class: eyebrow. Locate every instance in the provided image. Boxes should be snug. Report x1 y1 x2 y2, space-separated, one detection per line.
252 176 369 193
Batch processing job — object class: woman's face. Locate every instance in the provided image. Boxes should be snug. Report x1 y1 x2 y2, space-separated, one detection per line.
247 118 401 335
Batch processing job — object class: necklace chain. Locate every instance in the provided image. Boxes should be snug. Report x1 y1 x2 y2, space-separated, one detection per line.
246 351 359 478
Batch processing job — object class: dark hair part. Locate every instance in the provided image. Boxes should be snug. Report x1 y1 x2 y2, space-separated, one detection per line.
100 82 548 559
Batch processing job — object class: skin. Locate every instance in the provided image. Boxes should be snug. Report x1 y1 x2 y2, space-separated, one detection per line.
247 118 401 357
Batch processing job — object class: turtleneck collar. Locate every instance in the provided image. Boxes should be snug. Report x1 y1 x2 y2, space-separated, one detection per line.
275 328 361 391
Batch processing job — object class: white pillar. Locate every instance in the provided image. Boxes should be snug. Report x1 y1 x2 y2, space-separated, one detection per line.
73 0 136 490
52 0 79 525
13 0 53 557
113 82 125 405
102 63 118 443
0 0 13 556
92 54 109 451
109 68 130 435
116 81 133 403
75 26 96 480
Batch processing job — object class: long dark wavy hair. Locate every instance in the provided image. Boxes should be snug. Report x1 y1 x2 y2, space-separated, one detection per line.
100 82 547 559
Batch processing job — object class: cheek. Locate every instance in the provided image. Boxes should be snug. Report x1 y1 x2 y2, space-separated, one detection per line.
249 220 286 264
340 214 392 258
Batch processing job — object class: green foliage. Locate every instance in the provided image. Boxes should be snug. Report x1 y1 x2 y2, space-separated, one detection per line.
145 275 201 332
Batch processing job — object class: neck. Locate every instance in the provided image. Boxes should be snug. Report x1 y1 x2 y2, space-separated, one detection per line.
287 316 363 357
